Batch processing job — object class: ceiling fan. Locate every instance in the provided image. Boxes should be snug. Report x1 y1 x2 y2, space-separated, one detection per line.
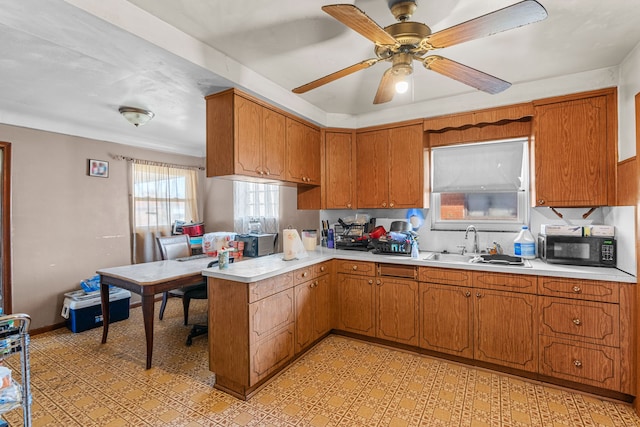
292 0 548 104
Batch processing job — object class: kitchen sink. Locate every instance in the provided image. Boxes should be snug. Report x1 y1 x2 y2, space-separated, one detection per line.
423 252 475 263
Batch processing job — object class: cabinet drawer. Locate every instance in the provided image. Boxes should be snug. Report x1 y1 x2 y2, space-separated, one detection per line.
538 277 619 303
540 297 620 347
539 335 620 391
335 260 375 276
249 323 295 386
249 288 294 344
473 271 537 293
249 272 293 303
539 297 619 347
419 267 471 286
293 266 314 285
378 263 417 279
314 261 332 277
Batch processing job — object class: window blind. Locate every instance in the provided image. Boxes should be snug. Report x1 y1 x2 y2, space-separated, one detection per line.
432 139 526 193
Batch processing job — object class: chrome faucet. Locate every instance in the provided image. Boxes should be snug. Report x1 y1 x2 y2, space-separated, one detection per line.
465 225 479 254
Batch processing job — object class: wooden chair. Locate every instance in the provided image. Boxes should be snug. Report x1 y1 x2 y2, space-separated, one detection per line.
156 235 207 325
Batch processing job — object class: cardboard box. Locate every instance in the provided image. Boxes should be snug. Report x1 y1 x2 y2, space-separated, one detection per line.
539 224 583 236
62 289 131 333
585 225 615 237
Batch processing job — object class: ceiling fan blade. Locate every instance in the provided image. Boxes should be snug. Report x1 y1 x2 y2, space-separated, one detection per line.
423 55 511 94
426 0 547 49
292 58 380 94
322 4 398 46
373 68 397 104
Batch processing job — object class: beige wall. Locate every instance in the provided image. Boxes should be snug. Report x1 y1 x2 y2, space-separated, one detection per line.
2 123 319 330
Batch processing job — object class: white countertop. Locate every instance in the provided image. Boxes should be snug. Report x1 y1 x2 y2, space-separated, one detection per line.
202 247 637 284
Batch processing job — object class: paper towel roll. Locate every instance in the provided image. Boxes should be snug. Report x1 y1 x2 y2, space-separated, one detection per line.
283 229 308 261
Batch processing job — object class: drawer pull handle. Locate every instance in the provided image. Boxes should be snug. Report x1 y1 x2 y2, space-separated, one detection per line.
573 359 582 368
572 285 582 293
572 318 581 326
352 265 358 271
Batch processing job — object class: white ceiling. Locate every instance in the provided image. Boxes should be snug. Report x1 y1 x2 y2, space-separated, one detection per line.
1 0 640 157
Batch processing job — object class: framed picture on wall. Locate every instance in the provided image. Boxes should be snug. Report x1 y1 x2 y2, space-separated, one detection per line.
88 159 109 178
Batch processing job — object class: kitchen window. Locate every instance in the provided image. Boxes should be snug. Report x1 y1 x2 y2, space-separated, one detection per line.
233 181 280 234
430 138 529 231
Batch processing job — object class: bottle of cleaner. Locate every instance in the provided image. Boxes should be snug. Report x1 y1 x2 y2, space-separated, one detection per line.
514 226 536 259
411 240 419 259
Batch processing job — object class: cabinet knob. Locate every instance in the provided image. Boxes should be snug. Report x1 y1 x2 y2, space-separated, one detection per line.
538 199 545 205
368 279 373 285
573 359 582 368
302 271 308 277
389 202 394 208
381 202 387 208
572 318 582 326
376 279 382 286
346 203 352 208
320 266 325 272
265 169 270 176
476 292 482 298
352 265 358 271
464 291 471 298
572 286 582 293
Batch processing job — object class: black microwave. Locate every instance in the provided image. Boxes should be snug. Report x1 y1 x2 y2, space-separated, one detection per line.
538 234 616 267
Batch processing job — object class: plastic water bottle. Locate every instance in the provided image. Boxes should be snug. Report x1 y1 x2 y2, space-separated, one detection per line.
514 226 536 259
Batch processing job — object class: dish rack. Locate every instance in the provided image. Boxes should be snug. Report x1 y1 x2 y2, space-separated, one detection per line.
0 314 31 426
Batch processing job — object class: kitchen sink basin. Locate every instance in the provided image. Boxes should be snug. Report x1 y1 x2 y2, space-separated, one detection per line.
423 252 475 263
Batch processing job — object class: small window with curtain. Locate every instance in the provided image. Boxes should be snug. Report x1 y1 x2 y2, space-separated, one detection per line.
233 181 280 234
130 161 200 263
431 138 529 231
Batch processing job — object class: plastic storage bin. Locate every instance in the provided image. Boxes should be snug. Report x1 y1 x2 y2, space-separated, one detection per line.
61 289 131 333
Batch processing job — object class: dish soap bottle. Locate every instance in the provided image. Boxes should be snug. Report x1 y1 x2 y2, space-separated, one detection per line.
514 226 536 259
411 240 419 259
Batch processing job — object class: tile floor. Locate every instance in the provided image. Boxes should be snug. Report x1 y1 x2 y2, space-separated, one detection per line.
2 299 640 426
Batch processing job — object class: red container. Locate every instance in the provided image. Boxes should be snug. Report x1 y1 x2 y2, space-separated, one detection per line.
182 223 204 237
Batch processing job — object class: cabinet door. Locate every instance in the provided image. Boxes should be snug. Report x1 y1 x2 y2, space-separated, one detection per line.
376 277 419 346
533 95 609 206
356 130 389 208
262 107 286 179
419 283 473 358
337 273 375 336
325 130 355 209
314 275 332 338
388 124 424 208
474 289 537 372
235 95 263 177
294 281 314 353
286 118 320 184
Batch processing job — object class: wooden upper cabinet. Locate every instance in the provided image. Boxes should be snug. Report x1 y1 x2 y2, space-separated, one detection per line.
324 129 355 209
532 88 617 207
206 89 286 180
356 122 424 209
286 118 321 185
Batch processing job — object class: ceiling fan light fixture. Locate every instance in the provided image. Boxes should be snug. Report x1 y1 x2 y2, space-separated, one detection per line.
119 106 155 127
395 79 409 94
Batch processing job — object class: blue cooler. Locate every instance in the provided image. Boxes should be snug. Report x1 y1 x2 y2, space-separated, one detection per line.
61 289 131 333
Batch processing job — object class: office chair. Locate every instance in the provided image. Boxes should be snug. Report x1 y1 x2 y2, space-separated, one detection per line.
156 235 207 326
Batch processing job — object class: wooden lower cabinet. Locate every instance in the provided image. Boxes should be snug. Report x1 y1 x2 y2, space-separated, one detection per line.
474 288 537 372
209 275 295 399
376 277 419 346
337 272 376 336
419 282 473 358
295 273 332 353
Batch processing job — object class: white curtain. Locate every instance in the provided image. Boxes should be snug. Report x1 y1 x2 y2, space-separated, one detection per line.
129 160 200 264
233 181 279 234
